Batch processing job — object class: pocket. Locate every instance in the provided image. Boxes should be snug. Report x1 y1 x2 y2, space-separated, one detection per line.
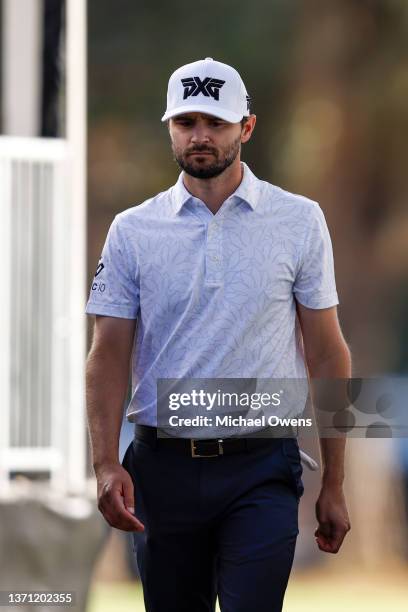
132 437 155 457
281 438 305 500
122 439 151 476
121 441 134 471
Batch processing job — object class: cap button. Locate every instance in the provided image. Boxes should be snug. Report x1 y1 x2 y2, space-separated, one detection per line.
205 57 214 61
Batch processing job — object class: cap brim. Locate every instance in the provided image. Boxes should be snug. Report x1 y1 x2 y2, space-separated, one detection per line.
161 104 243 124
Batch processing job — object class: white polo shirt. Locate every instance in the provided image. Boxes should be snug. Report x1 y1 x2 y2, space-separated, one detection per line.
85 162 339 425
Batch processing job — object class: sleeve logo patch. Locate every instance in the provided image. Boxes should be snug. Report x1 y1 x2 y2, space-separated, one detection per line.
95 259 104 277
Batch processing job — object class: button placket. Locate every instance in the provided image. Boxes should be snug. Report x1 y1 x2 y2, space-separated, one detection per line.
205 219 222 285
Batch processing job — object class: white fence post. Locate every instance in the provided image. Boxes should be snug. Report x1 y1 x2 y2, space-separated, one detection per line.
66 0 87 495
0 137 86 496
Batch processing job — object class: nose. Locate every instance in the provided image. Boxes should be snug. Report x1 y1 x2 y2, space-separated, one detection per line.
190 122 211 144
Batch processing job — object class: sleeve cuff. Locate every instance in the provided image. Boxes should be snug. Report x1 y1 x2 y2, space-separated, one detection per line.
294 291 339 310
85 302 138 319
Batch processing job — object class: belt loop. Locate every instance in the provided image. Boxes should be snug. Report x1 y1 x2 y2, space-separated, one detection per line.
150 427 158 449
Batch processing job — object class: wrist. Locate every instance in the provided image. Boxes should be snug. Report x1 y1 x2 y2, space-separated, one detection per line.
93 458 121 474
321 473 344 489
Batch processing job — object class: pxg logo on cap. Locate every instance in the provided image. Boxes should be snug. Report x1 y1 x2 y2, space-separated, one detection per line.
161 57 250 124
181 77 225 101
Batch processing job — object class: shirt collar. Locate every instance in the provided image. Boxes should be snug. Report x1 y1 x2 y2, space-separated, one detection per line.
233 162 261 211
170 161 261 216
171 172 194 215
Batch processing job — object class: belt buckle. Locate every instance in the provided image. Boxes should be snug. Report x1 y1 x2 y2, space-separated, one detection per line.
191 439 224 458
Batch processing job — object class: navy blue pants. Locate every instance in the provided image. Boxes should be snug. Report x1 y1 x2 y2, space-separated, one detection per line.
122 436 304 612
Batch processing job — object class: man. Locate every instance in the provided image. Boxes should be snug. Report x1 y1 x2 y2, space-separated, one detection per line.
86 58 351 611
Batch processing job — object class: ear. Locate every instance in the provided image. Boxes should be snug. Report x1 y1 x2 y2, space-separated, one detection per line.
241 115 256 144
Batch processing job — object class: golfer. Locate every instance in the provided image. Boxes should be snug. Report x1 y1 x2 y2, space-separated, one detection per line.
86 58 351 611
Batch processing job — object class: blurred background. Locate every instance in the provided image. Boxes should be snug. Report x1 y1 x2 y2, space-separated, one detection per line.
1 0 408 610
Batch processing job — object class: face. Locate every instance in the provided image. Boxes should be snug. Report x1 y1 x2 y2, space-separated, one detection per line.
168 113 251 179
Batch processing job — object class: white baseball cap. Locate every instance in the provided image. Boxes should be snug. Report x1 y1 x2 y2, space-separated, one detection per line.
161 57 250 124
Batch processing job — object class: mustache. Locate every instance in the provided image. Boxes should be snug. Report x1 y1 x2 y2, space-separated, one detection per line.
186 146 217 155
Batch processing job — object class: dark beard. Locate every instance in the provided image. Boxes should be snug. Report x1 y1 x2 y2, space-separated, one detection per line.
173 136 241 179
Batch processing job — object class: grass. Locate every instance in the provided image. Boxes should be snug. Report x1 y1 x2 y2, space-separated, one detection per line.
87 582 144 612
87 566 408 612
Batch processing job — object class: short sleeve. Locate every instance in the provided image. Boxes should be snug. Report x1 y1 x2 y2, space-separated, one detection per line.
85 215 140 319
293 204 339 309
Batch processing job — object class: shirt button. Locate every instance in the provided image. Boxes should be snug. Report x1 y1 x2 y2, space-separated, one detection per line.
211 255 220 262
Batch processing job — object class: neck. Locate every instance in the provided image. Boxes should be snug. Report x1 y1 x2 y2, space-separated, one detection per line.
182 158 243 214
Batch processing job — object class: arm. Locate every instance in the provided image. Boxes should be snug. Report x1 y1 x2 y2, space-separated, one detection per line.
296 303 352 553
86 314 144 532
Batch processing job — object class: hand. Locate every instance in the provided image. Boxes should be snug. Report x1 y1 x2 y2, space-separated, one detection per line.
95 463 145 532
315 483 350 553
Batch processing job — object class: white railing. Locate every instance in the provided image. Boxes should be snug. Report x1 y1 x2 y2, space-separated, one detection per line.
0 136 86 496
